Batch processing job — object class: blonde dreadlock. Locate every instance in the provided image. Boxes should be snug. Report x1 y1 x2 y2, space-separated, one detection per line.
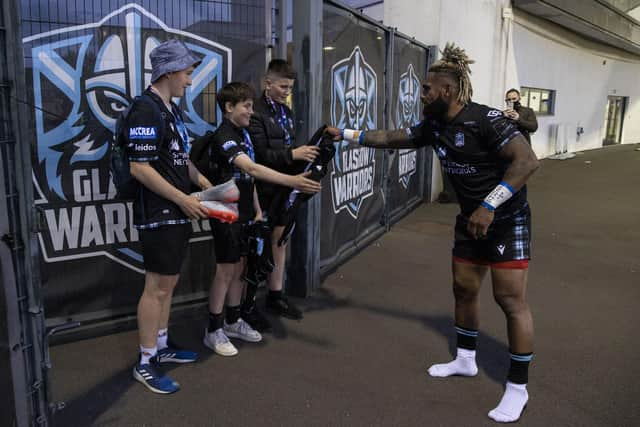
429 42 475 104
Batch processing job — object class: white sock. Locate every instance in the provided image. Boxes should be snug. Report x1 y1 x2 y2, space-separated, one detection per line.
140 345 157 365
488 382 529 423
157 328 169 350
428 348 478 377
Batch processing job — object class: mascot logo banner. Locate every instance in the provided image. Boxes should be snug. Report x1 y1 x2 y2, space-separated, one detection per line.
394 64 421 190
23 4 231 273
329 46 377 219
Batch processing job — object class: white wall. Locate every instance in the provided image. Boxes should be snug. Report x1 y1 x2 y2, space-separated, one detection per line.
513 19 640 157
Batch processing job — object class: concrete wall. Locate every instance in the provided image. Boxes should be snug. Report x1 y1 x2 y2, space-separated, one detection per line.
513 17 640 157
380 0 640 163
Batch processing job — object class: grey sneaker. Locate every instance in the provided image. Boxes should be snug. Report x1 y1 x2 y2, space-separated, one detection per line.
203 328 238 357
223 319 262 343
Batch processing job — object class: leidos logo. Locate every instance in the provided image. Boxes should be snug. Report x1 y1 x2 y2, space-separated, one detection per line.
134 144 155 152
394 64 421 190
330 46 377 219
23 4 231 273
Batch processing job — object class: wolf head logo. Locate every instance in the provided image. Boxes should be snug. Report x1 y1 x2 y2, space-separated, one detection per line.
24 4 231 272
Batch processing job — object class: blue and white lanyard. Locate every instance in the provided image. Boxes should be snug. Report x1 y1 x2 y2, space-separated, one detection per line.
172 105 191 153
242 128 255 161
234 129 255 181
266 96 291 147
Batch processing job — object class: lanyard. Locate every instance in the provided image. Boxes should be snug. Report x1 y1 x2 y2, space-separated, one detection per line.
242 128 255 161
172 105 191 153
266 96 292 146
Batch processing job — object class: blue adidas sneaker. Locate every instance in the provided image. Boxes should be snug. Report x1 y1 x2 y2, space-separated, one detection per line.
155 345 198 364
133 363 180 394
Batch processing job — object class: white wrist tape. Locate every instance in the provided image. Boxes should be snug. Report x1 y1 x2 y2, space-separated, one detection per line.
482 181 515 211
342 129 364 144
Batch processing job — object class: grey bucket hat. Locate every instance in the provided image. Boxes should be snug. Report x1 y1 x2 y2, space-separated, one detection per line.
150 39 202 83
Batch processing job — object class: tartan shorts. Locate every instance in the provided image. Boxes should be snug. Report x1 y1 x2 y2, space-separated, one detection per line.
453 206 531 264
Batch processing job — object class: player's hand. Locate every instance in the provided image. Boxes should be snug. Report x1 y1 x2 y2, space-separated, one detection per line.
178 194 209 219
293 171 321 194
467 205 494 239
292 145 320 162
325 126 343 140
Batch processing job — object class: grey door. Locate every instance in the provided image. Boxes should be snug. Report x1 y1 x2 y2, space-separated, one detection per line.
603 96 627 146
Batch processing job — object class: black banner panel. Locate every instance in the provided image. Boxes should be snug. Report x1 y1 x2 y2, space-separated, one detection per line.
320 5 386 267
19 0 268 323
387 36 428 217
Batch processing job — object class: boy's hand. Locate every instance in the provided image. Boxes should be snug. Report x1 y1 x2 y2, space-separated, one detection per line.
292 145 320 162
178 194 209 219
293 171 321 194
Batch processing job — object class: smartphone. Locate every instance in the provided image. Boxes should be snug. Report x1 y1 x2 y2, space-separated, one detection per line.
506 100 514 110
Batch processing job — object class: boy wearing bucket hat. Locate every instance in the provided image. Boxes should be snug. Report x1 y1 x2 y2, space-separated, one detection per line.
127 39 211 394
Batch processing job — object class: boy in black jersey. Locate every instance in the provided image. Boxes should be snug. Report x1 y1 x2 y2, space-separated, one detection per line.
201 82 320 356
127 40 212 394
327 43 540 423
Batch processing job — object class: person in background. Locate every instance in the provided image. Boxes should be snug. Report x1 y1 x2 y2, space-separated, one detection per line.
503 88 538 144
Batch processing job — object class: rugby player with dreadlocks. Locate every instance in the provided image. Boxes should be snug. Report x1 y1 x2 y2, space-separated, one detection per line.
327 43 539 423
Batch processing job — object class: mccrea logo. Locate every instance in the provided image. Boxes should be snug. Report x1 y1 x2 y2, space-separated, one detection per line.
330 46 377 219
129 126 157 139
394 64 421 190
23 4 231 273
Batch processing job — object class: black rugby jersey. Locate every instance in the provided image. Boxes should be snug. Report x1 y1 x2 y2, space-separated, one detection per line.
126 88 191 229
410 102 527 218
208 118 256 223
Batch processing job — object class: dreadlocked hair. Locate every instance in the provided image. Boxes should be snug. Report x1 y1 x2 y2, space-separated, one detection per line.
429 42 475 104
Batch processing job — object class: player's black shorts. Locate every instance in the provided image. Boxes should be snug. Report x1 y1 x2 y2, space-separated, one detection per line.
139 223 192 275
210 219 249 264
452 206 531 267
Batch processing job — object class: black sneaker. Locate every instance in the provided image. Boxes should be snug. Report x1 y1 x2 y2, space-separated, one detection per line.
241 306 272 333
266 296 303 320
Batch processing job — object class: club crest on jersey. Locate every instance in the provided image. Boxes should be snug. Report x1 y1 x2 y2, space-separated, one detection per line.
222 140 237 151
455 132 465 147
23 3 231 273
329 46 377 219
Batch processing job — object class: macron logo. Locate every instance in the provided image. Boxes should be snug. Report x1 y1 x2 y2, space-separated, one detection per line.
129 126 157 140
497 244 506 255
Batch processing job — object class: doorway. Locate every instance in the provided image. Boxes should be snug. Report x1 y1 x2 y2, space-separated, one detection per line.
603 96 627 145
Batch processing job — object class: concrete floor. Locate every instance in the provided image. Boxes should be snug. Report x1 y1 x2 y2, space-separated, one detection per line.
49 144 640 426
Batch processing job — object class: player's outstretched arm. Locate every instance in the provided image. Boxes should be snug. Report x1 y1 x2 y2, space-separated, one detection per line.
325 126 417 149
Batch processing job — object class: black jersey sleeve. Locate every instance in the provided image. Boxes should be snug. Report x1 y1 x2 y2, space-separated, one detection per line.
217 137 248 165
408 119 438 148
479 108 522 152
126 101 161 162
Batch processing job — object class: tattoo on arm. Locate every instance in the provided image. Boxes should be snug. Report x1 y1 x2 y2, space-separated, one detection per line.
363 129 416 149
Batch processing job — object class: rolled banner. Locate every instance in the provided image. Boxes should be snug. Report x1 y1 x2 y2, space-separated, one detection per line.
200 201 239 223
192 179 239 202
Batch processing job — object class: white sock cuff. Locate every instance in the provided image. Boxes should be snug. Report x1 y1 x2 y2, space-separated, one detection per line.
140 345 157 356
506 381 527 390
457 348 477 359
